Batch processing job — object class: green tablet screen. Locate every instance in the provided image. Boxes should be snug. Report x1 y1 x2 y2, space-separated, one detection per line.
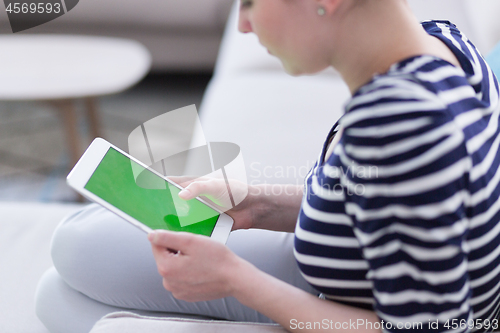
84 148 219 236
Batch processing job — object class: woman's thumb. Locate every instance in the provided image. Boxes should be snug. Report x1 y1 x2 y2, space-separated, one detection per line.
178 186 194 200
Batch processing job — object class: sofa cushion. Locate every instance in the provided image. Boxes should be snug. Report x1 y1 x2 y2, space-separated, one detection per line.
0 202 84 333
0 0 234 32
90 312 287 333
199 72 351 185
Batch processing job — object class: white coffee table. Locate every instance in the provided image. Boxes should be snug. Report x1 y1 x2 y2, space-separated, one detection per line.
0 35 152 167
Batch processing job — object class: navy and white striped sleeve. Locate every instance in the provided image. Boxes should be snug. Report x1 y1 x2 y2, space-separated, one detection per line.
339 83 472 332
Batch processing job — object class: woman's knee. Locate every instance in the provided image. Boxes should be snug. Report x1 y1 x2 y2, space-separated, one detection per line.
51 204 112 282
50 204 162 305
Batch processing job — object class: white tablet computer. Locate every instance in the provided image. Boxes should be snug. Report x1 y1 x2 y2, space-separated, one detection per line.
67 138 233 243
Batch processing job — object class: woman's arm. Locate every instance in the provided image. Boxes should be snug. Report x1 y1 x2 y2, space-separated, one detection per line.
233 257 381 332
249 184 304 232
149 230 381 333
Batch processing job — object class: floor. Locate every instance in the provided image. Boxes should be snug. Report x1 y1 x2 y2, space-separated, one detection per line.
0 73 212 203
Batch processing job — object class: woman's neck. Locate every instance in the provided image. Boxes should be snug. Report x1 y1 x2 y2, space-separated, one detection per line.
330 0 460 95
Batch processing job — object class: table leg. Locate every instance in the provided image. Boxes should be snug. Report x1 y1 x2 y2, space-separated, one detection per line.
85 97 101 139
49 99 85 202
50 99 81 169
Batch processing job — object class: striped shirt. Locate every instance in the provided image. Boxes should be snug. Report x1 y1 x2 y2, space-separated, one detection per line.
294 21 500 332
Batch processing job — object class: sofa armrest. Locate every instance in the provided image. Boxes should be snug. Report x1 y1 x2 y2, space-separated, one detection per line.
90 312 287 333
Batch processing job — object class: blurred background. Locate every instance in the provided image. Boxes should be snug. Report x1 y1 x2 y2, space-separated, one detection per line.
0 0 234 202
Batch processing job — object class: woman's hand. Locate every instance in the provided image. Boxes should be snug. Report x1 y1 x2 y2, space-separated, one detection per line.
173 176 260 231
148 230 251 302
169 176 304 233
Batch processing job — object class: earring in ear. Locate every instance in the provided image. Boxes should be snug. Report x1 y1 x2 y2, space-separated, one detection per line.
317 6 326 16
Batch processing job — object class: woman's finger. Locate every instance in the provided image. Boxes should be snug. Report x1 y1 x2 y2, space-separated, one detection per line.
179 180 212 199
168 175 211 188
179 179 225 200
148 230 198 254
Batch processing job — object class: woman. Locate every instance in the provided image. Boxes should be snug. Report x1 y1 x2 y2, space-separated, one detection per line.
36 0 500 332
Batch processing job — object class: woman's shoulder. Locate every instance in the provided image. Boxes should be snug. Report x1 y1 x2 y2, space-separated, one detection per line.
336 56 476 173
342 53 482 131
343 60 451 128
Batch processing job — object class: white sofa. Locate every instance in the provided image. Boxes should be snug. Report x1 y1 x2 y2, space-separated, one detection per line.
0 0 234 71
0 202 84 333
2 1 500 333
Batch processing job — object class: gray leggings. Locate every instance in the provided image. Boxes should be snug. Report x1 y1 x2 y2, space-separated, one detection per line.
35 204 317 333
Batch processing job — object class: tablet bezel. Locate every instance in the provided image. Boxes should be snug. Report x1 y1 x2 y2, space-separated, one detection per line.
67 138 233 244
